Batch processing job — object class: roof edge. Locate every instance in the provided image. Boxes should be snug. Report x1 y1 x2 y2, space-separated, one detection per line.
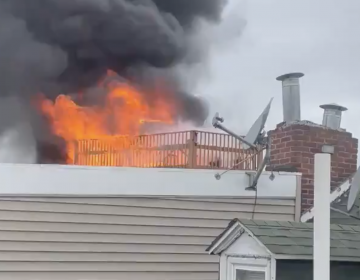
206 219 244 255
206 219 273 256
0 163 298 198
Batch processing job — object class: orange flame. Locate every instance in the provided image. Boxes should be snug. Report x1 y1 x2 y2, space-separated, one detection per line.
37 71 176 163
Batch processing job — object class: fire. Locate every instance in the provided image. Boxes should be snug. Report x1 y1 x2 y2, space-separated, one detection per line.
37 71 176 164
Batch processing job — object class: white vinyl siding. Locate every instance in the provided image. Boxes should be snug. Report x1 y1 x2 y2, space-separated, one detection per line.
0 196 295 280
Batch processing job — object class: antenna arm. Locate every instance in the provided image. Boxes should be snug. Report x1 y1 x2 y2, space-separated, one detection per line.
246 137 272 191
213 122 257 149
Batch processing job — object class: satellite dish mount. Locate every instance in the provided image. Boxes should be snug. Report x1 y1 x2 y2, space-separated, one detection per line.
212 98 274 191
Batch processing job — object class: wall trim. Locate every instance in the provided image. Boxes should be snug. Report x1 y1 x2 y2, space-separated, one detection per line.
0 163 299 197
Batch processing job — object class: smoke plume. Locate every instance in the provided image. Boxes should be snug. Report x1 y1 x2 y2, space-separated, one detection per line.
0 0 227 163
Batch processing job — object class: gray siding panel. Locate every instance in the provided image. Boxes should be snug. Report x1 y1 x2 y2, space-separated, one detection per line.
0 252 219 262
0 242 207 253
0 272 219 280
0 196 295 279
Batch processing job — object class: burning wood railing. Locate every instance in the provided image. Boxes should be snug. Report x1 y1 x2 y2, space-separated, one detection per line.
73 131 264 170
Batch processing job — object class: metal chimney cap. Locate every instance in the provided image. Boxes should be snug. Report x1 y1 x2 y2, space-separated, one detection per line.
319 103 348 112
276 72 304 81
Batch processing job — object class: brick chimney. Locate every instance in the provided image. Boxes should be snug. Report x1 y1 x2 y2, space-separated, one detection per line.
267 123 358 211
268 73 358 212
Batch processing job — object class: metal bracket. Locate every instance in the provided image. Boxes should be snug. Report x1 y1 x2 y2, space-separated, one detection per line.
212 113 257 149
245 171 257 191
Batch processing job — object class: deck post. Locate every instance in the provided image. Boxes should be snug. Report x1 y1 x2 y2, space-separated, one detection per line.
313 153 331 280
73 140 79 165
188 131 197 168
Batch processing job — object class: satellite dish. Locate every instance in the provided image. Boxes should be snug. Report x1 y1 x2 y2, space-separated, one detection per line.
212 98 274 190
243 98 273 149
347 166 360 211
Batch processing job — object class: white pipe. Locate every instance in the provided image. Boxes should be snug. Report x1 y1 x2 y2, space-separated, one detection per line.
314 153 331 280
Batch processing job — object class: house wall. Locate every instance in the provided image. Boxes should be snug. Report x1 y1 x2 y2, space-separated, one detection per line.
0 195 296 280
276 260 360 280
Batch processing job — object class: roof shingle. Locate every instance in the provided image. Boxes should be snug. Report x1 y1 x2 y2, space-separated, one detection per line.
239 219 360 260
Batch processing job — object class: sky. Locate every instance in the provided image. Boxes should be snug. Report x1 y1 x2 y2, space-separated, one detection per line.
196 0 360 139
1 0 360 164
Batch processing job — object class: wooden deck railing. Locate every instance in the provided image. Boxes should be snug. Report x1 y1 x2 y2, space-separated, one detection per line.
73 130 264 170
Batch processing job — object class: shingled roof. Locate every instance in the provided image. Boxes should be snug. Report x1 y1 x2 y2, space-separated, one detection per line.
329 189 360 224
207 219 360 261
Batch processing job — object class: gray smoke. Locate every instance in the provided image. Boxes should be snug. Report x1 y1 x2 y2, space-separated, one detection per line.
0 0 226 162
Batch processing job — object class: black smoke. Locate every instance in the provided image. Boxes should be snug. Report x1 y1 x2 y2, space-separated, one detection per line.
0 0 226 163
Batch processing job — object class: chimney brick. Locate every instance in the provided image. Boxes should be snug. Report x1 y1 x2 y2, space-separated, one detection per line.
267 122 358 213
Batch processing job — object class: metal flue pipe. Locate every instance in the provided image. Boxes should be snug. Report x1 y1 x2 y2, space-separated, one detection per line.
276 73 304 123
320 103 347 130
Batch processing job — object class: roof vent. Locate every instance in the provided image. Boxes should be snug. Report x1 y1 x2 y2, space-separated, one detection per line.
319 103 347 130
276 73 304 123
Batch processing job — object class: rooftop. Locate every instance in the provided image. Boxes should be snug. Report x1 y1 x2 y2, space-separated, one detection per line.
207 218 360 261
